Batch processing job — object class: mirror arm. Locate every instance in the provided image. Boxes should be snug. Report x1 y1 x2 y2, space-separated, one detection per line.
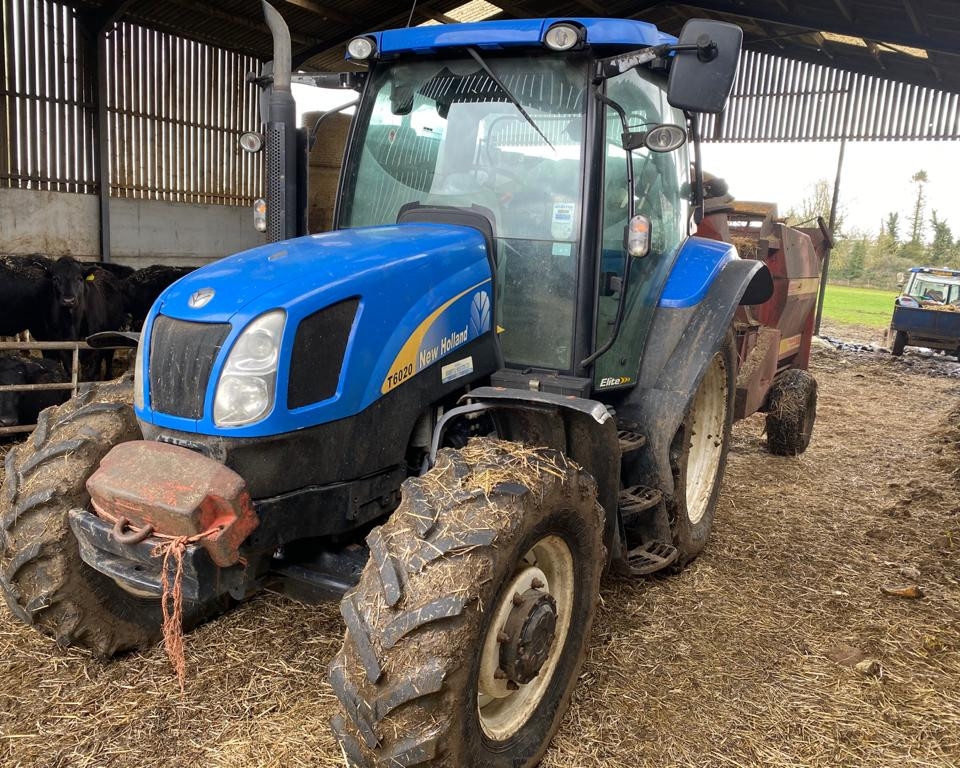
309 98 360 151
291 71 367 90
581 89 636 369
595 38 717 82
689 111 704 225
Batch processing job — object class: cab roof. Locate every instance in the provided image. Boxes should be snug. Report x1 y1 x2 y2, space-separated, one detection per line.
910 267 960 277
356 18 676 59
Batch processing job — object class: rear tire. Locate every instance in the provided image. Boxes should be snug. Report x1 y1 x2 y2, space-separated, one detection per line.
329 439 605 768
765 369 818 456
0 377 224 656
666 331 736 569
891 330 907 356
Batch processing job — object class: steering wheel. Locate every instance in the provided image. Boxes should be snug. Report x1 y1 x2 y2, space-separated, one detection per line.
437 163 525 189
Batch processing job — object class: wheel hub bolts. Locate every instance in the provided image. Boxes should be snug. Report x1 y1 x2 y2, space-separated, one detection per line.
499 587 557 685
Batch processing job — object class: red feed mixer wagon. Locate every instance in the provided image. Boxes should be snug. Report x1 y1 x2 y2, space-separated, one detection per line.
699 183 829 453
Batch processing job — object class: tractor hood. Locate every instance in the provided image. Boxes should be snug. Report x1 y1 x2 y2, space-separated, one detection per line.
139 223 495 437
157 224 486 323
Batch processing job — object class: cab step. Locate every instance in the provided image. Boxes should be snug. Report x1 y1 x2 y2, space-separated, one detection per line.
625 540 678 575
617 428 646 455
618 484 662 519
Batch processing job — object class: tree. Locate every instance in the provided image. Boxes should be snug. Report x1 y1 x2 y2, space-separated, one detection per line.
884 212 900 243
929 211 956 265
845 238 867 281
786 178 845 236
908 170 929 244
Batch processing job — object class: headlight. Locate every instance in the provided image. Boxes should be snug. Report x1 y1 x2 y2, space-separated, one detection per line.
214 310 285 427
133 337 145 410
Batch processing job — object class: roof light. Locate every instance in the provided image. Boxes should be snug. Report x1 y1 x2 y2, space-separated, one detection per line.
347 36 375 60
544 23 580 51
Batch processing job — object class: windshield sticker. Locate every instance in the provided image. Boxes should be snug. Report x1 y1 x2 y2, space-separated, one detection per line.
552 242 572 257
551 202 576 240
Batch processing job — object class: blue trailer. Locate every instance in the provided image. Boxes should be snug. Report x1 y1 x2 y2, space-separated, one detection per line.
889 267 960 359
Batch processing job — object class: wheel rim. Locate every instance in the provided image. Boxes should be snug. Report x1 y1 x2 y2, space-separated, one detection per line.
476 535 574 741
685 351 728 525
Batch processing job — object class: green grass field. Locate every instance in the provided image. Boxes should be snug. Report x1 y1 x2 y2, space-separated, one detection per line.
820 284 898 328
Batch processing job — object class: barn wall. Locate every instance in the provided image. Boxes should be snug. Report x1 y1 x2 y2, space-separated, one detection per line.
109 199 265 267
0 188 264 265
0 188 100 258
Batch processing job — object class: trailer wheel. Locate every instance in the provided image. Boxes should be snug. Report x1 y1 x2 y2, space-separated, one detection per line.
329 439 604 768
765 369 818 456
666 331 736 569
891 330 907 356
0 377 224 656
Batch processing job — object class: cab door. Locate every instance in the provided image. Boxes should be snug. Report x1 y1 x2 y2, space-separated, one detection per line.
593 67 690 391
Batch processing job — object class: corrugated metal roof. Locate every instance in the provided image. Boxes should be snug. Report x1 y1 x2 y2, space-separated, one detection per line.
64 0 959 93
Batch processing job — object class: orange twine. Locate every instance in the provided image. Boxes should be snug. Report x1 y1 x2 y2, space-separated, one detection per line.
92 507 219 694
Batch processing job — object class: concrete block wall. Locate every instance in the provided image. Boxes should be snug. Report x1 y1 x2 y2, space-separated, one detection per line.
0 188 265 266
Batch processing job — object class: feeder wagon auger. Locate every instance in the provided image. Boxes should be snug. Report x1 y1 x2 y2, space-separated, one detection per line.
1 6 823 767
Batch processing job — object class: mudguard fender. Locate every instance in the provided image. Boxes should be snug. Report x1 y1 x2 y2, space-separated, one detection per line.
431 387 622 565
620 257 773 496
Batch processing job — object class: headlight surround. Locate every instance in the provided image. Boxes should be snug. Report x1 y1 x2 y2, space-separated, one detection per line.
214 310 285 427
133 336 145 410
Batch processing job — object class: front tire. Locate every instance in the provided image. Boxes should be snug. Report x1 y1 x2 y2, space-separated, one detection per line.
891 330 907 356
666 331 736 568
329 439 605 768
0 377 225 656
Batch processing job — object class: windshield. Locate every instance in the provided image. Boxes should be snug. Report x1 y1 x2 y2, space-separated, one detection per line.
340 56 588 370
906 274 960 305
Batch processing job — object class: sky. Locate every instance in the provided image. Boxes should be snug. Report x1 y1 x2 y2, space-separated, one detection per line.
292 85 960 240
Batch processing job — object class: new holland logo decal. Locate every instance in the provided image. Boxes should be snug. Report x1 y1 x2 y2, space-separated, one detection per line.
381 280 492 394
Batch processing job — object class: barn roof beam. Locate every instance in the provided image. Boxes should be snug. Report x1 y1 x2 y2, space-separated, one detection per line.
280 0 351 25
675 0 960 58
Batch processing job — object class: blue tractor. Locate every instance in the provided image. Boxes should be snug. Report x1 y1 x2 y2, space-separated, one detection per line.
1 7 773 766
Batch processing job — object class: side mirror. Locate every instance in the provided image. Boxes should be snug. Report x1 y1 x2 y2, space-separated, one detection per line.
667 19 742 114
625 215 651 258
896 272 906 287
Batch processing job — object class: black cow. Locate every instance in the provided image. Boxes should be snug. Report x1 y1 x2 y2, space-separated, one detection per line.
97 262 136 280
123 265 195 330
47 256 127 380
0 354 69 430
0 255 53 338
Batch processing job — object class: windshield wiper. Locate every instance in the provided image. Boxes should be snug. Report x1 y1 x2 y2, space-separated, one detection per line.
466 47 555 152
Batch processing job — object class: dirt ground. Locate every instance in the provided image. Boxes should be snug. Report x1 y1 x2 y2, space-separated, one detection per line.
1 329 959 768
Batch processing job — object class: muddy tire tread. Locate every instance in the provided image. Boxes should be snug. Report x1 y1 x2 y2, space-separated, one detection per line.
0 377 164 655
766 368 818 456
329 440 604 768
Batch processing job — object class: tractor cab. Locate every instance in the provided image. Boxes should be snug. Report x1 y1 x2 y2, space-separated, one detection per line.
255 15 743 396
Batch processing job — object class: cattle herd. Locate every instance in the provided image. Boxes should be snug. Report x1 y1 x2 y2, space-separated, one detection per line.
0 254 194 430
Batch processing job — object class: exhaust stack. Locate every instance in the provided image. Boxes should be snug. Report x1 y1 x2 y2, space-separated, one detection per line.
260 0 299 242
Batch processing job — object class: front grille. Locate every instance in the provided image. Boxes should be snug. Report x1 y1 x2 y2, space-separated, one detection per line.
149 316 231 419
287 298 358 409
